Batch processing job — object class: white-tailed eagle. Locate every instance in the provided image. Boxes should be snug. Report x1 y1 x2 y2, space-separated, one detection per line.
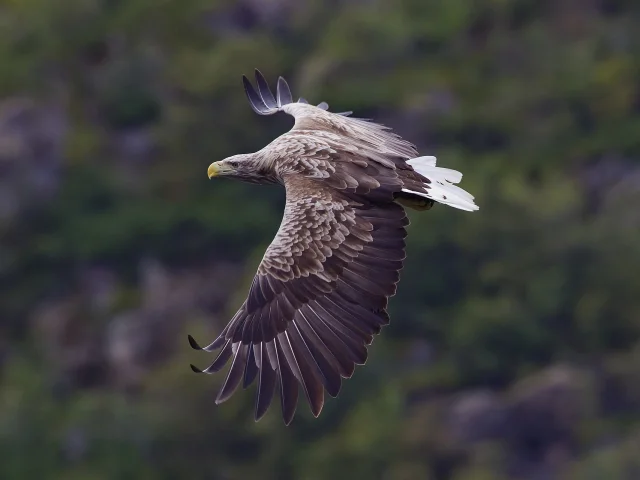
188 70 478 425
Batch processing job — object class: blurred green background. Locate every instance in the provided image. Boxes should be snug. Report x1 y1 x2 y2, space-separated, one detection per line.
1 0 640 478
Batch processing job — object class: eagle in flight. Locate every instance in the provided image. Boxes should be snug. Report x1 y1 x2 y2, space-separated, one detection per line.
189 70 478 425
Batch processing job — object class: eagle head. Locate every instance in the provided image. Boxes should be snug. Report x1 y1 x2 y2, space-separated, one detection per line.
207 154 269 183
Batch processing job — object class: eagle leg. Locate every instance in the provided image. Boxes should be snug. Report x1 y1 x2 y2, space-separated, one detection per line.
395 193 435 211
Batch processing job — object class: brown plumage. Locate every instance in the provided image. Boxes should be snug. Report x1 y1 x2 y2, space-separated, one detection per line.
189 70 478 425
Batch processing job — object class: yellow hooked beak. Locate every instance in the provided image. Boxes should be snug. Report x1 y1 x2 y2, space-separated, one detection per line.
207 162 221 179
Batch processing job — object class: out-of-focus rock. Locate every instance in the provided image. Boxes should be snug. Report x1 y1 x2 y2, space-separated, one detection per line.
204 0 298 35
441 366 597 479
81 266 118 315
599 345 640 416
503 365 595 478
506 365 594 447
0 97 67 221
139 257 240 315
31 258 242 391
244 0 297 27
61 427 89 464
579 155 640 221
31 296 107 391
106 310 160 389
104 258 241 388
447 389 508 445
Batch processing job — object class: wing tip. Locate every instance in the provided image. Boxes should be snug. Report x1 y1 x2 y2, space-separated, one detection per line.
283 413 295 426
187 334 202 350
255 404 270 423
310 401 324 418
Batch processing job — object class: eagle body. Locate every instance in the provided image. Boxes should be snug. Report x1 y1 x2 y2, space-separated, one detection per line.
190 71 478 425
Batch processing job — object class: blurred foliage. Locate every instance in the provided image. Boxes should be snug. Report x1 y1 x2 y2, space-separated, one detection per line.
1 0 640 478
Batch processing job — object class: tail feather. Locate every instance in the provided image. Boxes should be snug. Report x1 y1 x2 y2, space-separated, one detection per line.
404 156 478 212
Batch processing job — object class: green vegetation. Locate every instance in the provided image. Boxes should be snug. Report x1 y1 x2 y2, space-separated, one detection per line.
1 0 639 478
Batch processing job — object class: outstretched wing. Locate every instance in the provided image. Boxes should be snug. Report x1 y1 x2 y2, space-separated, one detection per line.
242 69 419 160
189 175 408 424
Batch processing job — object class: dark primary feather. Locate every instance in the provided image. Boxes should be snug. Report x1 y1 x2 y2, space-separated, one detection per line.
276 76 293 107
243 69 349 117
255 70 278 108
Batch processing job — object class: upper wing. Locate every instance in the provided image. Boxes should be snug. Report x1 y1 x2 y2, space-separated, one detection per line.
189 175 408 424
243 69 419 164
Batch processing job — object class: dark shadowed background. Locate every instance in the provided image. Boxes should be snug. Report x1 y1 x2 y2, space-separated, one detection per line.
1 0 640 479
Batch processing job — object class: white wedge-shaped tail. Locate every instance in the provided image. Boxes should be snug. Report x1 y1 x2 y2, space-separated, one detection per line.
403 156 479 212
